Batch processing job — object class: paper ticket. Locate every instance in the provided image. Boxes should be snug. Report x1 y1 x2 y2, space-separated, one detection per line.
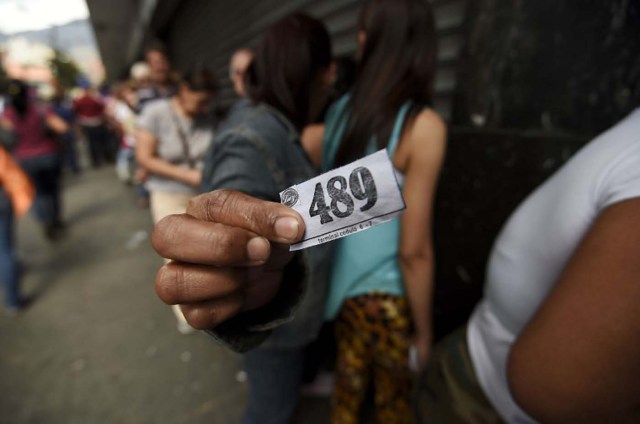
280 149 406 251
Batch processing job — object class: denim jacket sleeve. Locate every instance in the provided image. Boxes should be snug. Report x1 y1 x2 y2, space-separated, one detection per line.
201 127 280 201
199 127 307 352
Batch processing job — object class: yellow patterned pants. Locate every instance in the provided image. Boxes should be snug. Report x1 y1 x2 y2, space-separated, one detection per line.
331 294 412 424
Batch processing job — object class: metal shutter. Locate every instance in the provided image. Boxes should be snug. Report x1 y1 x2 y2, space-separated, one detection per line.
159 0 466 120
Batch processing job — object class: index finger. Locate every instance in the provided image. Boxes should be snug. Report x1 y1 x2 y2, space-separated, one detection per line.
187 189 305 244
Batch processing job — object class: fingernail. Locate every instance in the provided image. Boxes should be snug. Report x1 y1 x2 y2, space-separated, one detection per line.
246 237 270 263
275 217 299 241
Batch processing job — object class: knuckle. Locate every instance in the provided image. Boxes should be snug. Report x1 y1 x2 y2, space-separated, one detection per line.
185 195 202 216
204 189 234 222
205 224 246 263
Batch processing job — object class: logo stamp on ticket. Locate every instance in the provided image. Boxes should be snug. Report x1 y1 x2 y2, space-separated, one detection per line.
280 149 406 251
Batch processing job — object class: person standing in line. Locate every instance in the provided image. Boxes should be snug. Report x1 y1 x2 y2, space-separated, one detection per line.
73 85 108 168
135 66 217 335
221 48 254 123
134 45 177 208
0 79 69 241
300 57 356 170
108 80 139 184
229 48 254 98
51 83 81 174
136 45 177 111
320 0 445 422
155 14 334 424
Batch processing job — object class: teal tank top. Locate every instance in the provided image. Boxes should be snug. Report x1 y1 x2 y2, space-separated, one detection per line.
322 95 412 320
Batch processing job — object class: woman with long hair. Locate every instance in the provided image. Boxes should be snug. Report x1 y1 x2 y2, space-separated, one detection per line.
321 0 446 421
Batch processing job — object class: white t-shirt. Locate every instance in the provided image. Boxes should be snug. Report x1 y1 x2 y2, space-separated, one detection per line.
137 99 214 194
467 108 640 423
112 101 137 148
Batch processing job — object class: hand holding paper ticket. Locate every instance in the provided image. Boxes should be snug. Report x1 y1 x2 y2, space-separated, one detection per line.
280 150 406 250
152 190 305 330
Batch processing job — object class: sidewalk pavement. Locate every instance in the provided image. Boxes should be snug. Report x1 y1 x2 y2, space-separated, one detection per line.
0 166 328 423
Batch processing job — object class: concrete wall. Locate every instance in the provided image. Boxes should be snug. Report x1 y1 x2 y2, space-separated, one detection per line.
431 0 640 338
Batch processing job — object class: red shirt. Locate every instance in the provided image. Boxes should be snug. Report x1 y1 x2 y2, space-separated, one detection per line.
2 105 58 160
73 94 105 124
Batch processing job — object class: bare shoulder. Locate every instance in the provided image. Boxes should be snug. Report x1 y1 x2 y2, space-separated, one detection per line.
397 108 446 165
411 108 447 141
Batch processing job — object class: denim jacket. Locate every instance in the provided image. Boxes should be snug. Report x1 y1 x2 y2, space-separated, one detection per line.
200 101 331 352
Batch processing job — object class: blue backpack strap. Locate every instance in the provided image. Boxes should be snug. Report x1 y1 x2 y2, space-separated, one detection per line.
386 102 412 157
322 95 351 171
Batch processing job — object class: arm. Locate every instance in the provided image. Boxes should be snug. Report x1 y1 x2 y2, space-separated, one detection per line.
396 109 447 367
45 113 70 134
106 113 124 139
200 130 279 199
0 116 14 131
507 198 640 423
135 127 201 188
300 124 324 169
0 117 17 150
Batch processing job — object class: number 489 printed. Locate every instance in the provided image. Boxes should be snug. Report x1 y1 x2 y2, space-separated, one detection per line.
280 149 405 251
309 167 378 224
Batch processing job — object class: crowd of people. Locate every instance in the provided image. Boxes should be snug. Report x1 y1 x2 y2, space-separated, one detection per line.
1 0 639 422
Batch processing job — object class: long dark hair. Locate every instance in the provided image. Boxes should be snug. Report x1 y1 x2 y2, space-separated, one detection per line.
249 13 332 130
335 0 437 166
7 79 30 120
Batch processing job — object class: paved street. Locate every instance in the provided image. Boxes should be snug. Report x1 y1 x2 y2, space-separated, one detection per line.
0 162 329 423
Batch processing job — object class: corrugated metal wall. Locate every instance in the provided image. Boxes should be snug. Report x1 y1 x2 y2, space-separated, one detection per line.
159 0 466 120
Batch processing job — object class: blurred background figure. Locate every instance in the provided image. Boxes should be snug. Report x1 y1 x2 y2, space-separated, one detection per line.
50 82 81 175
300 56 356 170
135 65 217 334
108 80 138 184
0 127 34 315
222 48 254 123
73 84 108 168
0 79 69 241
136 45 176 111
329 57 356 101
229 48 254 98
133 45 177 209
129 61 151 90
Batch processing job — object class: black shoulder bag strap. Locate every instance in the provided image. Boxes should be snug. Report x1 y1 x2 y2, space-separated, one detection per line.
170 109 196 169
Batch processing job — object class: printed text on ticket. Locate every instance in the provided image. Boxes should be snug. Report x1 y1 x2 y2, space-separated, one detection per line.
280 149 406 251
